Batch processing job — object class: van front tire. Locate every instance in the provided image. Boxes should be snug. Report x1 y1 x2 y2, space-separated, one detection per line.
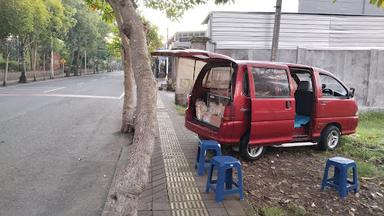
318 125 341 151
240 132 266 161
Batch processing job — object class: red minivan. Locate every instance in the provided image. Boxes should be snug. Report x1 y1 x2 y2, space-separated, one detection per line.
153 50 358 161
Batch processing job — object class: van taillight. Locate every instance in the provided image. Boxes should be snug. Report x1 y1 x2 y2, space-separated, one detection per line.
187 94 191 108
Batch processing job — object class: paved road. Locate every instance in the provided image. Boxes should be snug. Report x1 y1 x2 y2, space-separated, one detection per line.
0 72 125 216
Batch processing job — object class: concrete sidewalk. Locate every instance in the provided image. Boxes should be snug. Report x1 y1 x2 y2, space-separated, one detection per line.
138 91 250 216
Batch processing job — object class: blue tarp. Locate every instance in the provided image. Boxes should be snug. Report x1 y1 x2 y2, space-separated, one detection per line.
294 115 310 128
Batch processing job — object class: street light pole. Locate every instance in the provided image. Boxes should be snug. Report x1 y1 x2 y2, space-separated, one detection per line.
165 27 169 80
271 0 282 62
50 34 54 79
84 50 87 75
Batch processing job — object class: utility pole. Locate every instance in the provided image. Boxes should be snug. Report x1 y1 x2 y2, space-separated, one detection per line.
165 27 169 80
271 0 282 62
84 50 87 75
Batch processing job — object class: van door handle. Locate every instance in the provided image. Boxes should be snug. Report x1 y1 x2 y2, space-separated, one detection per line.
285 101 291 109
320 101 328 105
240 108 249 112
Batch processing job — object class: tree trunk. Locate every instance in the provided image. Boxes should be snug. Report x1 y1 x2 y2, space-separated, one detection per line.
31 40 37 81
67 50 75 77
3 52 9 86
19 39 27 83
120 35 136 134
115 11 136 134
73 49 80 76
103 0 157 215
43 52 46 79
29 43 33 71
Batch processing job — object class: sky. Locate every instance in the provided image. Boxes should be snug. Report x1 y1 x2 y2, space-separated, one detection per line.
140 0 299 42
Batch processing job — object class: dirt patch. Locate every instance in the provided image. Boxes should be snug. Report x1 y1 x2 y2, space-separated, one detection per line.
239 146 384 216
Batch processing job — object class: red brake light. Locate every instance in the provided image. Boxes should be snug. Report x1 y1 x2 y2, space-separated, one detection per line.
187 94 191 108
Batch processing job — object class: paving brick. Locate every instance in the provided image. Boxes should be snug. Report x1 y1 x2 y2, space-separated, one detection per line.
152 178 167 188
138 210 153 216
223 200 246 216
207 207 229 216
152 200 171 211
152 173 166 181
138 201 152 211
153 210 172 216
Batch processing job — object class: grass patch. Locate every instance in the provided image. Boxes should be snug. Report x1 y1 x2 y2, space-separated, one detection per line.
336 112 384 177
175 104 187 116
259 206 286 216
287 203 306 216
258 204 306 216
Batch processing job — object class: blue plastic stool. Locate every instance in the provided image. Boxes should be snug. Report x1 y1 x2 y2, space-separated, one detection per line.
205 156 244 202
195 140 222 176
321 157 359 198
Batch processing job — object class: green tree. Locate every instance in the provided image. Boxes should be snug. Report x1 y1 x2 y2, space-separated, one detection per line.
0 0 34 82
44 0 76 78
142 18 163 53
0 0 33 39
29 0 50 80
63 0 111 76
370 0 384 7
106 26 122 59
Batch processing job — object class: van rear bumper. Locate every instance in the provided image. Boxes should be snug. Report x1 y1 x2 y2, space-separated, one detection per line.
185 118 239 145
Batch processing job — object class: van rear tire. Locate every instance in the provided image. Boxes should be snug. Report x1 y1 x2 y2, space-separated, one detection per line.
240 132 266 161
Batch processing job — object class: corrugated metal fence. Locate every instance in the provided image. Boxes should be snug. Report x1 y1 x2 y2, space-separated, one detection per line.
207 12 384 50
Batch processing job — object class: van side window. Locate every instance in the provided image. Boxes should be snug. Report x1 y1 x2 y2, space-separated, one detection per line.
319 74 348 97
242 70 250 97
251 67 290 97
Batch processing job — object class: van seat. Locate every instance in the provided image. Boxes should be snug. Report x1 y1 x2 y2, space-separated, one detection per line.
295 81 313 116
294 114 310 128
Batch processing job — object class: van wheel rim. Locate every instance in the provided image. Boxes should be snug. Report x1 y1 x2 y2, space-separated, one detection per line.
248 146 263 157
327 131 339 149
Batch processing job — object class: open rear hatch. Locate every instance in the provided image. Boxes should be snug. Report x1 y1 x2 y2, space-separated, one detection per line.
151 49 236 62
151 49 236 128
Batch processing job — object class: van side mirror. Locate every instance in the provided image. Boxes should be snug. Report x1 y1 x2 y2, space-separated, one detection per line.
348 88 355 98
322 84 326 89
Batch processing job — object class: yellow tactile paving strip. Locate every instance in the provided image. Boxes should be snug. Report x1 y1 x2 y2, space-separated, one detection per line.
157 99 209 216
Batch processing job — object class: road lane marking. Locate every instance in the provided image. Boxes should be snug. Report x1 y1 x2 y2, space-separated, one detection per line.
0 93 123 100
118 92 125 100
44 87 66 93
0 87 56 91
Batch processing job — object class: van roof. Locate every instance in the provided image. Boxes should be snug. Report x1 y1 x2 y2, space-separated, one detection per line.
236 60 313 69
